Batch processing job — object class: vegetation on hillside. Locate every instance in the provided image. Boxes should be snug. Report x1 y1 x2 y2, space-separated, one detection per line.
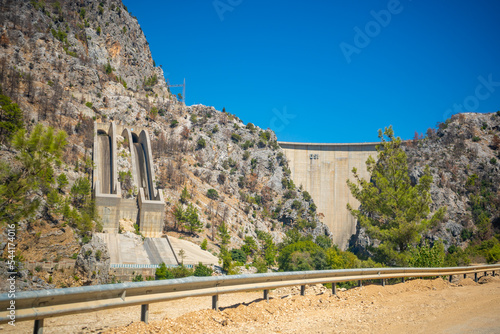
347 126 446 266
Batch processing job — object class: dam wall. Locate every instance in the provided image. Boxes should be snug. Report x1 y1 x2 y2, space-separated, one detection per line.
279 141 377 249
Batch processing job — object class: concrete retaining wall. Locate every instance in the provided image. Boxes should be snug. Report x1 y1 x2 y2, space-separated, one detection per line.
23 260 75 272
279 141 377 249
119 199 139 223
138 188 165 238
110 267 156 282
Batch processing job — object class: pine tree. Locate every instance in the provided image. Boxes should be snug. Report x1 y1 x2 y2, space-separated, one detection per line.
0 92 23 144
347 126 446 266
185 203 202 235
180 186 190 204
0 124 67 224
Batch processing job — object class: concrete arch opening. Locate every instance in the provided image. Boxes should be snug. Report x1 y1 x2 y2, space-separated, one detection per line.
131 132 139 143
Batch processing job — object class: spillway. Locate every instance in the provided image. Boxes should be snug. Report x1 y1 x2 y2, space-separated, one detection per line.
133 142 151 200
98 134 112 194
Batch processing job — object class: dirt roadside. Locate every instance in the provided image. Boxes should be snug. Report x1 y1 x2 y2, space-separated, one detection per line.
3 275 500 333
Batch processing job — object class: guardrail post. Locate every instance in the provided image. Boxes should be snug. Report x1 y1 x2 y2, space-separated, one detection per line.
402 277 405 283
300 285 306 296
381 279 385 287
212 295 219 311
141 304 149 324
358 280 362 287
33 319 44 334
263 289 269 302
474 272 478 283
332 282 337 296
493 271 496 277
464 274 467 279
449 275 452 283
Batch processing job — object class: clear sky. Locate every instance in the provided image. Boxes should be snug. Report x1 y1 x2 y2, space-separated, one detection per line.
123 0 500 143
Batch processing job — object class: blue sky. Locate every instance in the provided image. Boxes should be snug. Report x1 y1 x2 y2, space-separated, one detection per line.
123 0 500 143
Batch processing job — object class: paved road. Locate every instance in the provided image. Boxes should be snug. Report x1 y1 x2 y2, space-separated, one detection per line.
98 135 112 194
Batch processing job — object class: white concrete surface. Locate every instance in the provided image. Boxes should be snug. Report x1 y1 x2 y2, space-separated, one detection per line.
279 142 377 249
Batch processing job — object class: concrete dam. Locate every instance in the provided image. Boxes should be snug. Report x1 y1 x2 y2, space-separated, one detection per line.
279 141 378 249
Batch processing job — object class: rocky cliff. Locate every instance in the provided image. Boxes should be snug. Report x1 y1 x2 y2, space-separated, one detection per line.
350 112 500 260
0 0 326 290
407 112 500 247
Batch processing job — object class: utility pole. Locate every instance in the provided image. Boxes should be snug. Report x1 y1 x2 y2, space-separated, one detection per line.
166 78 186 104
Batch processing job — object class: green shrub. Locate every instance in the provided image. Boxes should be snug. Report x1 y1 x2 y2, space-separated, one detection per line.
243 151 250 160
486 244 500 263
231 248 247 263
407 241 445 267
95 250 102 261
251 158 257 169
291 200 302 210
190 114 197 124
259 131 271 142
241 140 254 150
155 262 174 280
302 191 312 202
309 202 317 212
194 262 213 276
206 188 219 200
144 74 158 87
85 102 93 109
315 235 332 249
200 239 208 250
51 28 67 43
472 136 480 142
170 120 179 128
104 62 113 74
490 158 497 165
253 257 268 273
132 274 143 282
197 137 206 149
246 123 255 131
231 133 241 142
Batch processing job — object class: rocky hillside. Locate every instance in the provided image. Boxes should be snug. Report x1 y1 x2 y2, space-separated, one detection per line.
407 112 500 247
0 0 327 290
350 112 500 262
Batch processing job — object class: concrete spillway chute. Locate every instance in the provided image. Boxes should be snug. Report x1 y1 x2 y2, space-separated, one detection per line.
93 122 122 233
93 122 165 237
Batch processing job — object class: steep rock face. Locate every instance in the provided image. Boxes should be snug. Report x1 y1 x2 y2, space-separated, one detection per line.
350 112 500 254
155 104 328 248
74 235 110 285
406 112 500 247
0 0 328 290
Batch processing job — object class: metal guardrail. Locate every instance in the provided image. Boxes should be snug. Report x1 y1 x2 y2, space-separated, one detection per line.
1 264 499 333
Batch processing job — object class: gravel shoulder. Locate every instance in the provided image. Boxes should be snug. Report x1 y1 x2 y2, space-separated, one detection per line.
3 275 500 333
